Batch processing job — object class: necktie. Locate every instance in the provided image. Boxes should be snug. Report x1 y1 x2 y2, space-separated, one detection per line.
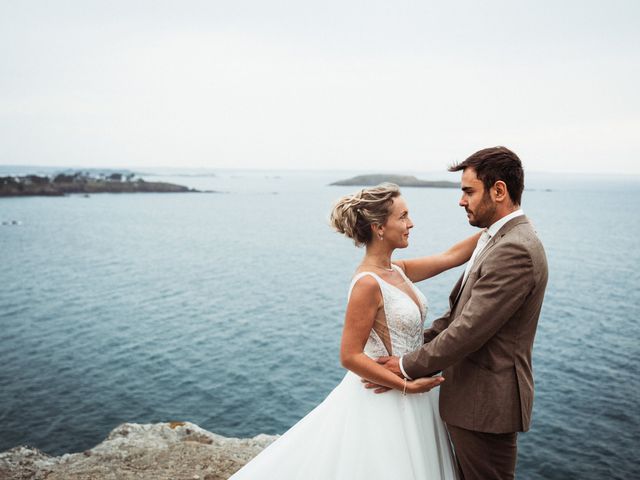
462 230 491 285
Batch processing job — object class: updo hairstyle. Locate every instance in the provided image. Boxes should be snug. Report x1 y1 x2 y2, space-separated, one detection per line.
330 183 401 247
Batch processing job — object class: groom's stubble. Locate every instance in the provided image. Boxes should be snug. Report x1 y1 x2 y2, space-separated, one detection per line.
467 191 497 229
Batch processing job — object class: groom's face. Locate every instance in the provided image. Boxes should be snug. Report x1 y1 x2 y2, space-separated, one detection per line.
459 168 496 228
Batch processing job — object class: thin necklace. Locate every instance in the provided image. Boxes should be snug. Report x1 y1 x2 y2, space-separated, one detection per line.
361 263 394 272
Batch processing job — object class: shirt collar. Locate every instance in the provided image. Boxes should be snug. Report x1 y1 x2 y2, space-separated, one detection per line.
486 209 524 238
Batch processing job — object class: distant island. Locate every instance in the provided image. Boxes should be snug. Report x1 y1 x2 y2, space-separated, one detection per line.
0 172 201 197
330 174 458 188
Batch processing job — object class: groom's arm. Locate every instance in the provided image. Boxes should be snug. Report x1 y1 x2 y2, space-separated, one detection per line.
424 310 451 344
402 241 535 380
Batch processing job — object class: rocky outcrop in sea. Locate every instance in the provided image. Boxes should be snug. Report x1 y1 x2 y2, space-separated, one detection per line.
0 422 276 480
0 172 202 197
330 174 458 188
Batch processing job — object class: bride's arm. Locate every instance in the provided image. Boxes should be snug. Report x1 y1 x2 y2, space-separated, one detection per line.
340 276 442 394
394 231 482 283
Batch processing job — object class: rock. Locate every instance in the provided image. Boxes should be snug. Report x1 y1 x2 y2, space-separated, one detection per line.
330 174 459 188
0 172 200 196
0 422 277 480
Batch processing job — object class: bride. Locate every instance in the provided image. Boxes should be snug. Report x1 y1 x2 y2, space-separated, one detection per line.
230 183 479 479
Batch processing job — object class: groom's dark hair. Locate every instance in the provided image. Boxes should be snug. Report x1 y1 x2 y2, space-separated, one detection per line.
449 146 524 205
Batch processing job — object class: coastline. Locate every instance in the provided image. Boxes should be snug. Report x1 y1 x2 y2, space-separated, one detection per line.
0 422 275 480
0 172 204 197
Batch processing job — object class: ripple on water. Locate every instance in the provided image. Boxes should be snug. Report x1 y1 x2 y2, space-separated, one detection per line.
1 181 639 479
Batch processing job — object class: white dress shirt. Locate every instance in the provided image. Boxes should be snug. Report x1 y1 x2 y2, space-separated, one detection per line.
398 209 524 380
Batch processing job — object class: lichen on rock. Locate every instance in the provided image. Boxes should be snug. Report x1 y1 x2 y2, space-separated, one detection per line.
0 422 276 480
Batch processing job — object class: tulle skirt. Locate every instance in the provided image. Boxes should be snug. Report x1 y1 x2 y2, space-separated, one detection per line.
230 371 459 479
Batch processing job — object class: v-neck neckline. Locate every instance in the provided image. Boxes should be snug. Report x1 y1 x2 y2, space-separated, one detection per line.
370 272 424 320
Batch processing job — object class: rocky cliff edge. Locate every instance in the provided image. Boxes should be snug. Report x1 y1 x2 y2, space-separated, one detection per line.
0 422 276 480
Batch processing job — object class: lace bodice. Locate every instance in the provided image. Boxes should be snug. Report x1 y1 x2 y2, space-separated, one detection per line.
348 265 427 358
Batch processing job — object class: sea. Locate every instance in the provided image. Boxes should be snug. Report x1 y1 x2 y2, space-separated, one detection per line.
1 166 639 479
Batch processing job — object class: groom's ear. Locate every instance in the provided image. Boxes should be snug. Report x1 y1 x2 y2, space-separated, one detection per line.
492 180 508 203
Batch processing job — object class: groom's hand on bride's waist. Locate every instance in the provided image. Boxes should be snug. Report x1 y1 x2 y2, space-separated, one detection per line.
361 356 445 394
376 356 403 377
361 356 404 394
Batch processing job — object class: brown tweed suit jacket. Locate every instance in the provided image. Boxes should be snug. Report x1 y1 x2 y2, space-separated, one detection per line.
402 215 548 433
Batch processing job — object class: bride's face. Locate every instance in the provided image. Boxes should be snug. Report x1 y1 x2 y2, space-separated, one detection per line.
380 196 414 248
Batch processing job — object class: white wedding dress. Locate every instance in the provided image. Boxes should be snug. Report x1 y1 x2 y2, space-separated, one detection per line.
230 265 459 479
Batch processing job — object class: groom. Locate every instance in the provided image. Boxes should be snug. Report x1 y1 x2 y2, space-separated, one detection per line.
375 147 548 479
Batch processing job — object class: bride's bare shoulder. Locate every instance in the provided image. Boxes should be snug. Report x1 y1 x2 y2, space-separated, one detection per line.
349 272 380 295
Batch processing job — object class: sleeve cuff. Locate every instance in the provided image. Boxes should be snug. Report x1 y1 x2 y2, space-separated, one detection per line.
399 356 413 380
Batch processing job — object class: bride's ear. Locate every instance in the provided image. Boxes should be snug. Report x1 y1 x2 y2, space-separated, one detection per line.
371 223 384 241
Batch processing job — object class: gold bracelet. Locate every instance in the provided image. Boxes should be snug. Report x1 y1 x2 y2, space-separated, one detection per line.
402 378 407 396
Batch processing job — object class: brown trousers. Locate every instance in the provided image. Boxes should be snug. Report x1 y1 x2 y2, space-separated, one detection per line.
447 424 518 480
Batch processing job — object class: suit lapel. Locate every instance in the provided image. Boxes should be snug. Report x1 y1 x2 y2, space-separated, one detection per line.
469 235 498 270
449 273 464 309
451 237 498 306
451 215 530 308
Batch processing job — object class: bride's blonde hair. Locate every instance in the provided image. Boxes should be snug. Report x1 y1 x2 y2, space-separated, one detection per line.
330 183 400 247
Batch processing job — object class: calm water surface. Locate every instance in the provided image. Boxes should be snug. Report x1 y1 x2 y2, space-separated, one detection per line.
1 169 639 479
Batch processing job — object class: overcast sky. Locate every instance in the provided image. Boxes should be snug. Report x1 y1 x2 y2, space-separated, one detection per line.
1 1 638 174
